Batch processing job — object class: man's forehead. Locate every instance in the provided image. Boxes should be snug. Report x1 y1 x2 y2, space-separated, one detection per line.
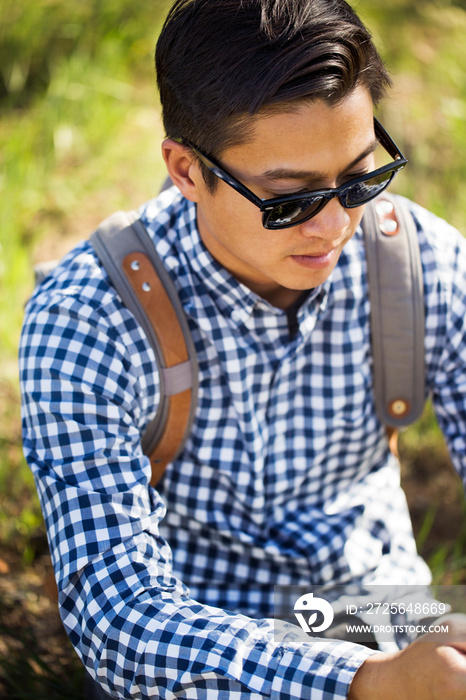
259 138 378 182
223 89 376 182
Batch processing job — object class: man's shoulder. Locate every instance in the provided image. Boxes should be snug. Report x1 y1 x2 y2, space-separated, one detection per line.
28 238 106 312
28 187 188 312
395 194 465 260
337 195 465 306
394 195 466 314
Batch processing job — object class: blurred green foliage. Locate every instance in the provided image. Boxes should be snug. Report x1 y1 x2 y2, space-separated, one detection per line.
0 0 168 107
0 0 465 570
359 0 466 228
0 0 170 554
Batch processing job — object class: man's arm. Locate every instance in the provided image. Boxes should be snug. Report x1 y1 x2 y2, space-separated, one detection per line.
350 201 466 700
20 253 376 699
349 617 466 700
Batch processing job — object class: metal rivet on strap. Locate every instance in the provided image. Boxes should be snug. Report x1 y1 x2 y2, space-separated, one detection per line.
130 260 140 271
376 200 394 216
389 399 409 416
380 219 398 235
142 282 151 292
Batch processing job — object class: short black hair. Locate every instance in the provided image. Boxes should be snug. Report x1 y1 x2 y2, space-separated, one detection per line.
156 0 392 188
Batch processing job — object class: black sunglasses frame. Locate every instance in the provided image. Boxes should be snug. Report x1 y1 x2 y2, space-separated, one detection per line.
174 118 407 230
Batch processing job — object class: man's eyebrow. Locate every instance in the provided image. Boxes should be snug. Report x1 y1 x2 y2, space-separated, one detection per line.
260 139 379 182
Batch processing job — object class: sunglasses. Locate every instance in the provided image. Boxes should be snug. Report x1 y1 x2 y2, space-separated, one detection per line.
175 119 407 230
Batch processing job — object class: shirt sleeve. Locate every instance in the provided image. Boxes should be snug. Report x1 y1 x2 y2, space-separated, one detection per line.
19 251 377 700
414 201 466 489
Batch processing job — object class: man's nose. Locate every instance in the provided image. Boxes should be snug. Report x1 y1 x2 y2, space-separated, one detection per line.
298 196 352 239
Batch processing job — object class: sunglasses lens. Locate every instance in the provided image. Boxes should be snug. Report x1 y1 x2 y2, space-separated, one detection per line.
263 164 402 229
344 171 395 207
265 197 324 228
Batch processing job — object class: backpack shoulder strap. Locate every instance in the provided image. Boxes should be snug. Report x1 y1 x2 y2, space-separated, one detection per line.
362 193 425 428
90 211 198 486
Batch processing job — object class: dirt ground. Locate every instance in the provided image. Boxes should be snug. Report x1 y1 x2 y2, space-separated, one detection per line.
400 436 466 568
0 547 85 697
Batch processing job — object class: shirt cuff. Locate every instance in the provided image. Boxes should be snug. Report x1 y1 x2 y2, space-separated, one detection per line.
270 636 379 700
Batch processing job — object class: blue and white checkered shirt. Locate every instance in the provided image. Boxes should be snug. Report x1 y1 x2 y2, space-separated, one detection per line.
20 187 466 698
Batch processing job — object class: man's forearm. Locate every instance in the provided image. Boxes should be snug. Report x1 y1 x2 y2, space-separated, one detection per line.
348 617 466 700
348 651 400 700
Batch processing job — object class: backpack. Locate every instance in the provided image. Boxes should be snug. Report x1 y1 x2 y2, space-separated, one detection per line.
34 192 425 486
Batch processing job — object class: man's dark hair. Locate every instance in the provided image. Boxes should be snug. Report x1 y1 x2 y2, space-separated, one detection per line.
156 0 392 189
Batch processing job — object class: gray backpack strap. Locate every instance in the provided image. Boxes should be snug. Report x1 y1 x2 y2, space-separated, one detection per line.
90 211 198 485
362 194 425 428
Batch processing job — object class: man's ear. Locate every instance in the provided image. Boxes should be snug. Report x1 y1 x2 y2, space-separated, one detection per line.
162 138 202 202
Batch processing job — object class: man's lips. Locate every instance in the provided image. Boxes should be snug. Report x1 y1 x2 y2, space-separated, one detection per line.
290 248 338 268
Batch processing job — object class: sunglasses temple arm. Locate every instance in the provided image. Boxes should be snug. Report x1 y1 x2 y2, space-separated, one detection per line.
374 118 406 162
176 138 265 209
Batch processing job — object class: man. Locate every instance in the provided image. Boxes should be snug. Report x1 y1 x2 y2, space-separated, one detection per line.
19 0 466 698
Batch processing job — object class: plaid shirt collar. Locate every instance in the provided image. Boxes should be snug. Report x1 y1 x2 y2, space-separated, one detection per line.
144 190 332 332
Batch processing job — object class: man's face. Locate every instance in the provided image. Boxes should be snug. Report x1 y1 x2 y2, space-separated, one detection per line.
186 87 376 308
